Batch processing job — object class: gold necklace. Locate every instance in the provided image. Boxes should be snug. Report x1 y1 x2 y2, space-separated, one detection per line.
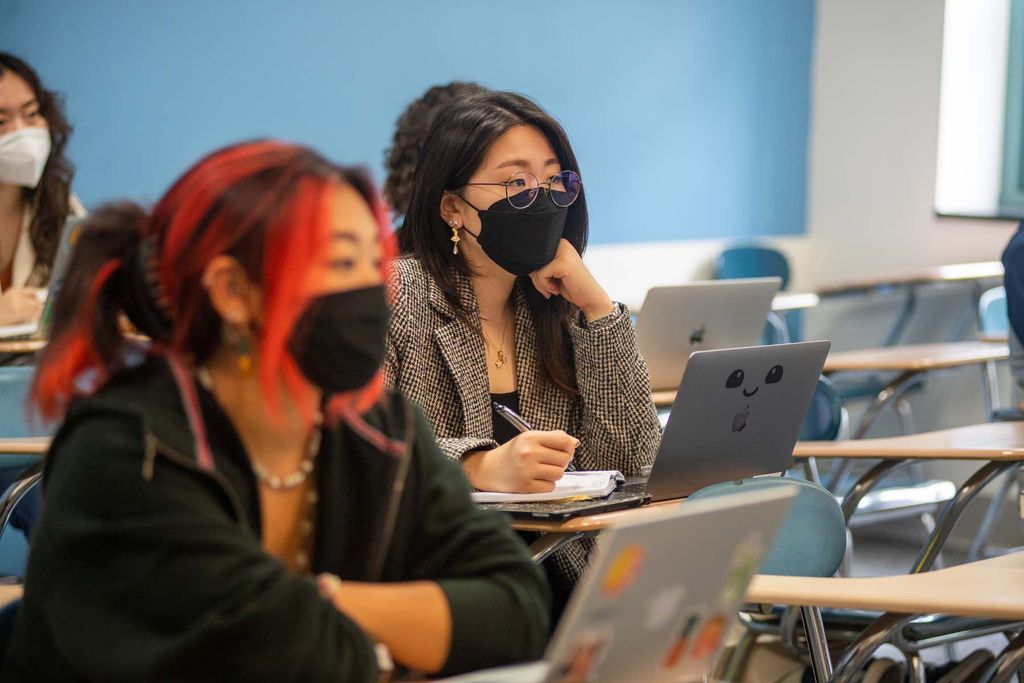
481 313 511 369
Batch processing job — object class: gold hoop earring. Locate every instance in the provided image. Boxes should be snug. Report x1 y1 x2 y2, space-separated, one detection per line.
449 220 461 255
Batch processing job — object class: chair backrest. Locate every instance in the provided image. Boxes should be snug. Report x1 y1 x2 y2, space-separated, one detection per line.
979 286 1008 334
685 477 846 577
0 367 49 438
0 469 42 579
799 376 846 442
716 245 791 290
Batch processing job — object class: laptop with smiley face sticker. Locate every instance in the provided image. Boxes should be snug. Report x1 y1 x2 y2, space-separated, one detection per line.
640 340 830 501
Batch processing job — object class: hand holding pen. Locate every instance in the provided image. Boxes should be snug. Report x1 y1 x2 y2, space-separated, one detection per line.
461 403 581 494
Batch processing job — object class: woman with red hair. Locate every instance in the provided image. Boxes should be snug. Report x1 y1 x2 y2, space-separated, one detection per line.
3 140 549 680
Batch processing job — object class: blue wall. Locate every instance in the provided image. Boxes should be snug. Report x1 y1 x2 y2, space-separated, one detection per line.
0 0 814 245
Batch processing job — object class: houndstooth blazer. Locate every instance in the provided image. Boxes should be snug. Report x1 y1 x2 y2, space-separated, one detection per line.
383 257 662 583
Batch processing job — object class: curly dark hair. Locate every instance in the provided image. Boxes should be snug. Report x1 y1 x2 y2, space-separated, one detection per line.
383 81 487 219
0 52 75 284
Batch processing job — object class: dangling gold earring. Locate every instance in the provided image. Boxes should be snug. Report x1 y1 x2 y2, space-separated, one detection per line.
449 220 461 255
222 321 253 376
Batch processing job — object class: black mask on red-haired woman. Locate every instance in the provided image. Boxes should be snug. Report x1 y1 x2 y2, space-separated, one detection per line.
287 285 390 394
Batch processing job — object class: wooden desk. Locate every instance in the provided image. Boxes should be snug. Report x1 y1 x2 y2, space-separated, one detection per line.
747 552 1024 620
747 553 1024 683
816 261 1004 297
0 437 49 455
772 292 820 312
979 331 1009 343
510 499 683 562
0 584 22 610
794 422 1024 574
511 499 680 534
794 421 1024 461
826 342 1007 440
651 343 1009 410
823 342 1007 373
0 339 45 356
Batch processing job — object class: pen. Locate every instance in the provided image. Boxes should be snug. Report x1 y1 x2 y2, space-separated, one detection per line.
492 401 534 433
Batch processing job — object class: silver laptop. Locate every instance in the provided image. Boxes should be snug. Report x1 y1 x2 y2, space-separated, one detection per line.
437 488 795 683
641 340 830 501
0 215 84 340
637 278 782 391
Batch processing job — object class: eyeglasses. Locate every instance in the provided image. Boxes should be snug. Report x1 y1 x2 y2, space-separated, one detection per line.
462 170 582 210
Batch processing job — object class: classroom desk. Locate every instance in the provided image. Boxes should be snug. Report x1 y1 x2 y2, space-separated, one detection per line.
0 584 21 610
0 339 46 357
979 331 1009 343
825 341 1009 441
746 552 1024 683
772 292 820 312
651 342 1010 414
0 437 49 455
817 261 1003 350
510 499 683 562
794 422 1024 573
816 261 1004 297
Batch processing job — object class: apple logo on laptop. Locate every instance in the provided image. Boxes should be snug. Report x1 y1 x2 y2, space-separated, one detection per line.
726 365 785 433
689 325 706 346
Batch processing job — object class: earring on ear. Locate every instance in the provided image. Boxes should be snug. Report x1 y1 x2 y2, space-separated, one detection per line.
222 320 254 376
449 220 461 255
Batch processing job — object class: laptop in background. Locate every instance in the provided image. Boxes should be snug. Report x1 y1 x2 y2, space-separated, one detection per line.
637 278 782 392
438 488 796 683
0 216 84 341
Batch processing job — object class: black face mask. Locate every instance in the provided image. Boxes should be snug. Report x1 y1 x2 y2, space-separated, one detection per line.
288 285 390 394
463 191 568 276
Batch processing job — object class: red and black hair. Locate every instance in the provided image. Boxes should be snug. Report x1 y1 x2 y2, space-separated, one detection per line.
32 140 395 422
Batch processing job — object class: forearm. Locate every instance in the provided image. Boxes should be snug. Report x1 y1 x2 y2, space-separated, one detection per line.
570 304 660 472
332 580 452 674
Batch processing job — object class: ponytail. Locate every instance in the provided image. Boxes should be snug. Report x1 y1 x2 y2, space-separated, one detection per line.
31 203 151 420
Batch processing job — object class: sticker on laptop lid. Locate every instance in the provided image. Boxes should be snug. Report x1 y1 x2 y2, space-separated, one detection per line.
644 584 687 632
662 610 702 669
717 531 765 608
601 544 645 597
552 624 614 683
687 613 728 662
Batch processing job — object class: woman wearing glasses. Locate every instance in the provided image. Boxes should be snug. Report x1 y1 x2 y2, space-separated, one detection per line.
386 91 661 597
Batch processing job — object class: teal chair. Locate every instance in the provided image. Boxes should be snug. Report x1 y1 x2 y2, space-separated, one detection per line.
716 245 791 290
716 245 801 343
979 286 1008 334
686 477 846 682
0 367 49 578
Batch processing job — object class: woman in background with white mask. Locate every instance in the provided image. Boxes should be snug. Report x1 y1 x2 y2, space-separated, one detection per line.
0 53 84 326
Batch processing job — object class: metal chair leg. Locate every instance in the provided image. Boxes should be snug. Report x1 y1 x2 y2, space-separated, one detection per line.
831 613 919 683
719 628 758 682
896 397 915 435
800 606 833 683
968 468 1017 561
906 652 926 683
917 512 945 570
911 460 1020 574
854 371 918 440
980 629 1024 683
528 531 585 563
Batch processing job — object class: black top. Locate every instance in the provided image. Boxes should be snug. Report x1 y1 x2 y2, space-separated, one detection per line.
490 391 522 445
4 358 549 680
1003 221 1024 341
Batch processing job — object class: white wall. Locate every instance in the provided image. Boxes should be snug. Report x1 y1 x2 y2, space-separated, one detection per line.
586 0 1018 309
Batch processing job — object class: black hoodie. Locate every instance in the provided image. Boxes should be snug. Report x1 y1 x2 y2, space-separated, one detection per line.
3 357 549 681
